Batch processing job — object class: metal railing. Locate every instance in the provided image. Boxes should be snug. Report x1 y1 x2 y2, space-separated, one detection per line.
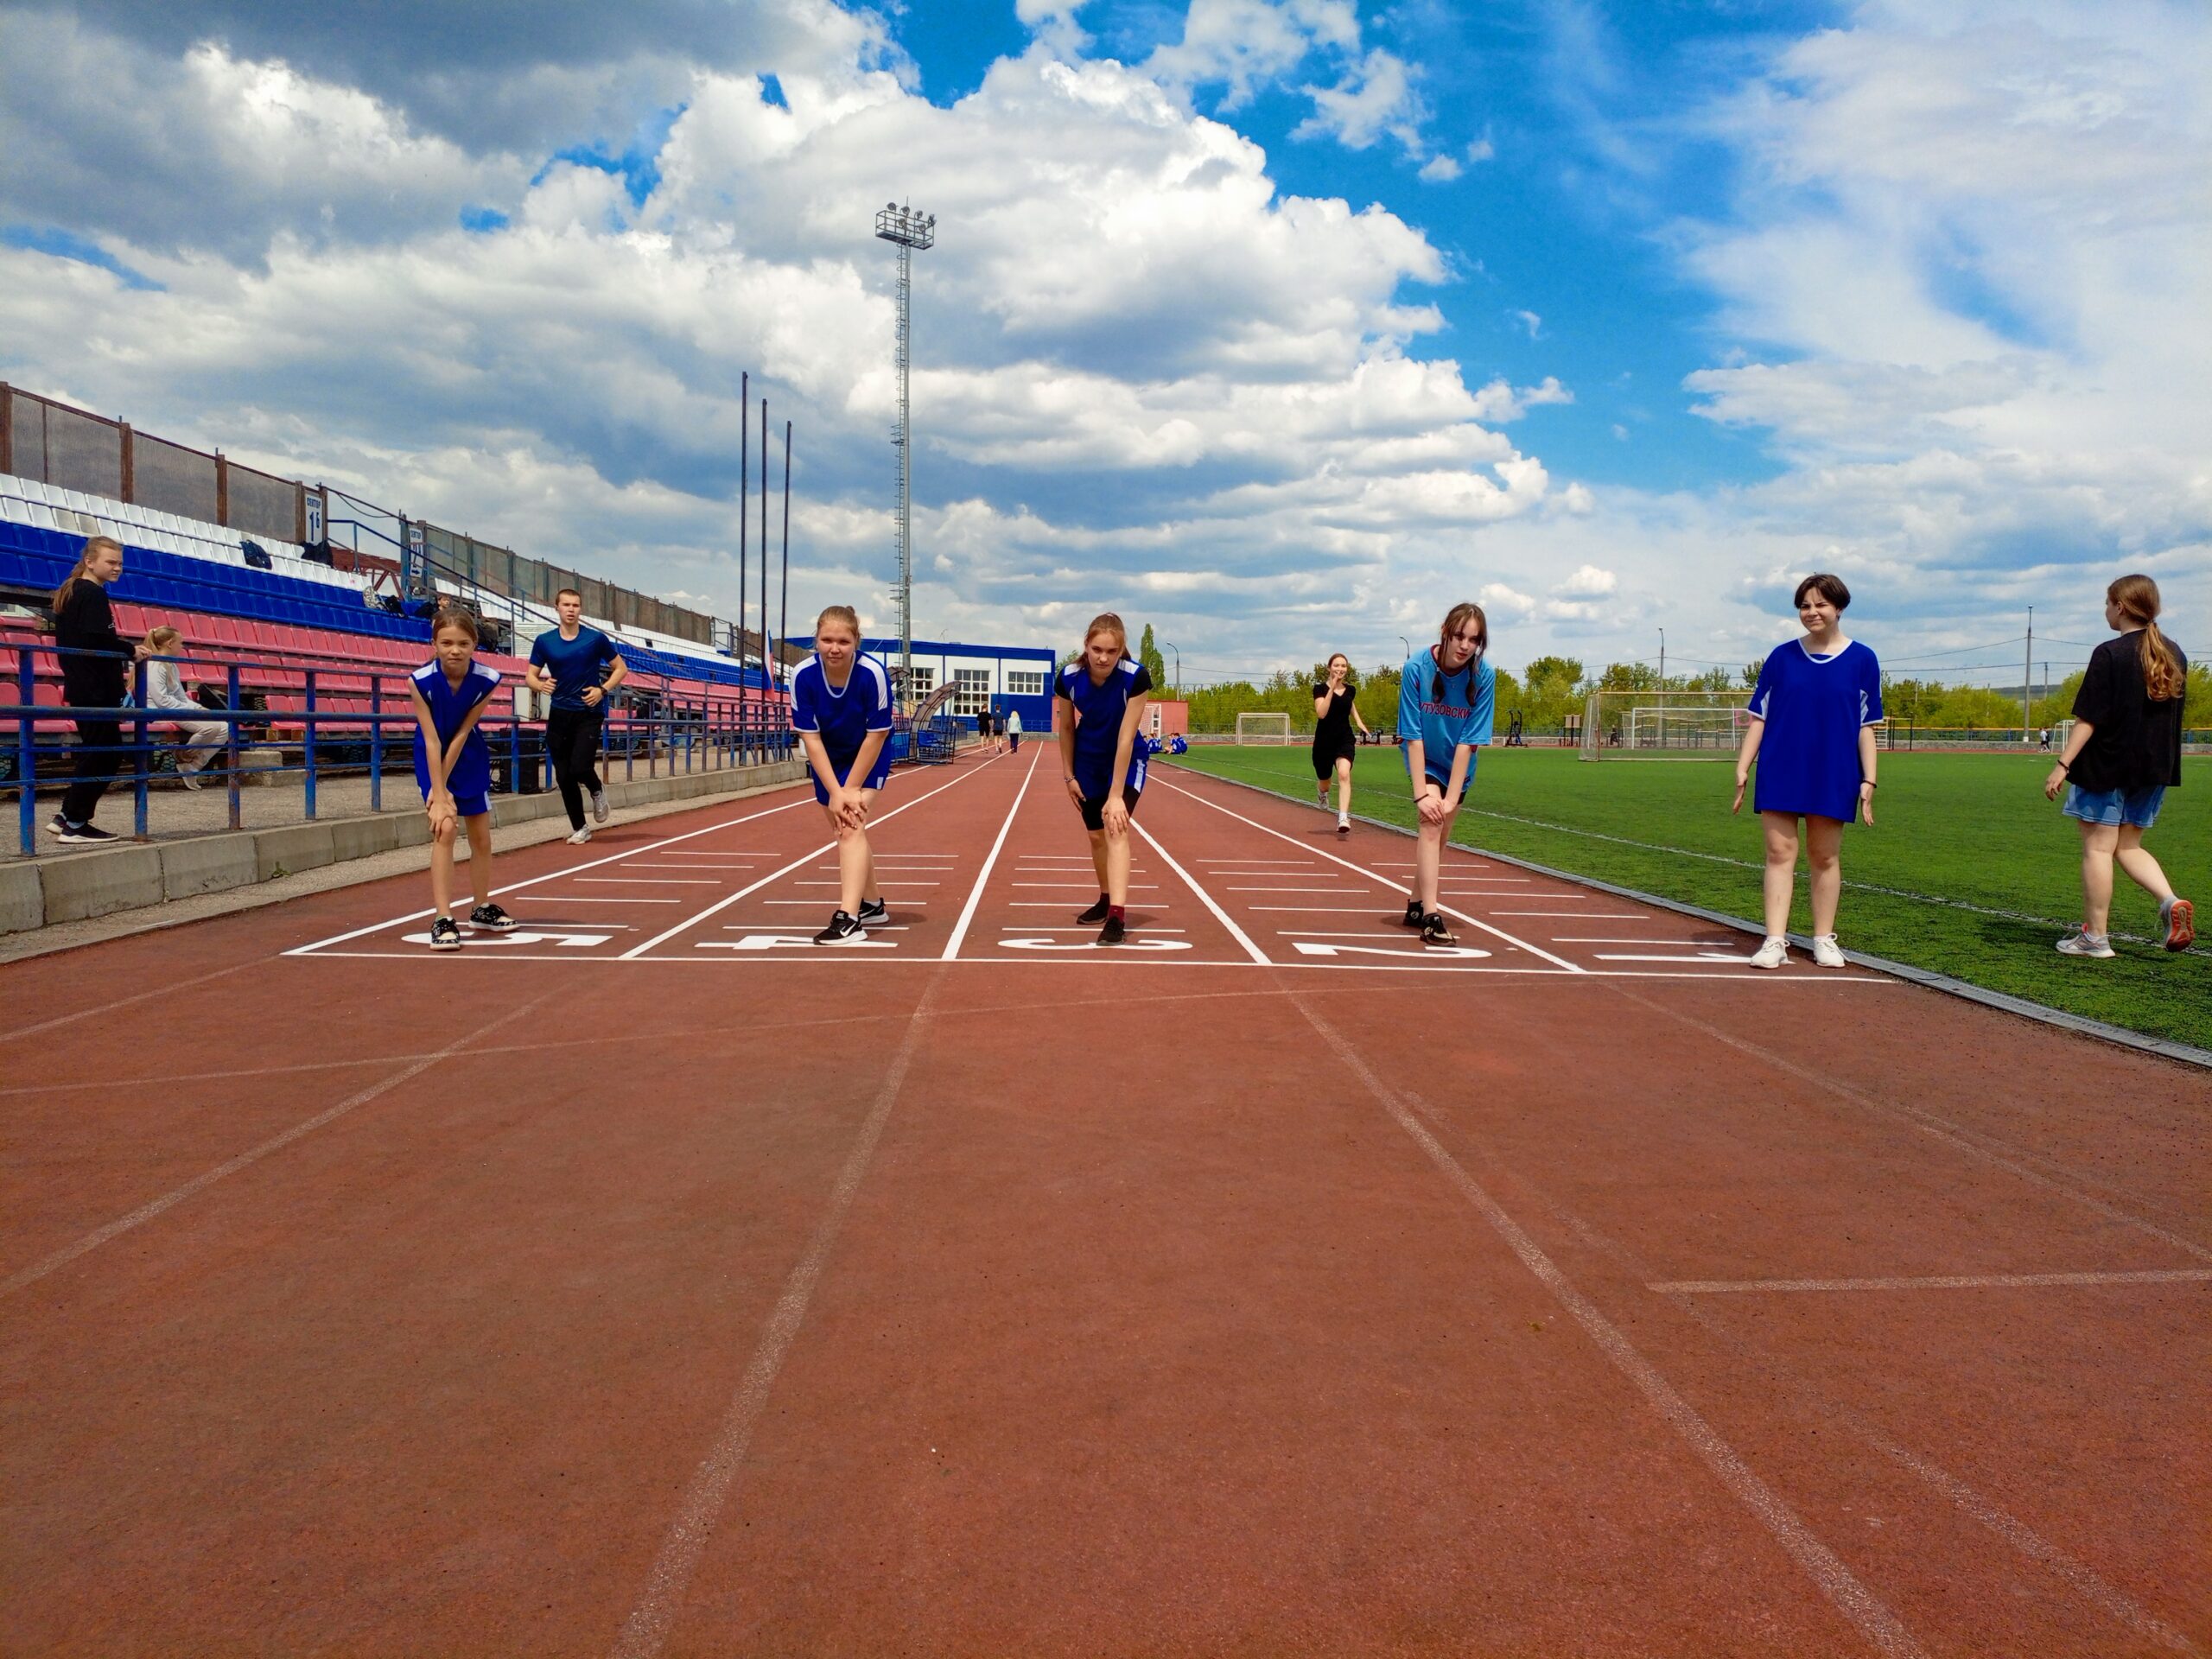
3 638 796 855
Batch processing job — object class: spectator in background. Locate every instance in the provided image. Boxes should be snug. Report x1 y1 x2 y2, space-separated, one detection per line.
2043 574 2192 957
47 535 149 844
1006 706 1022 753
143 626 226 789
526 587 627 846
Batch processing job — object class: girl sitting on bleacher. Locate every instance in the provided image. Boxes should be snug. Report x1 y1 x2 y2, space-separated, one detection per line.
410 606 518 950
143 626 225 790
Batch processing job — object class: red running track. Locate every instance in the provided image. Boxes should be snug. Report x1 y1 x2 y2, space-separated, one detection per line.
2 749 2206 1656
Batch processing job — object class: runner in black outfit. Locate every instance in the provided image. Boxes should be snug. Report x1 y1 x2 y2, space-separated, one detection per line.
1311 652 1370 835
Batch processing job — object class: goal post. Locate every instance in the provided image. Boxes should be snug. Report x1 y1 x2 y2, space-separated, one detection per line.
1579 690 1754 760
1234 712 1294 746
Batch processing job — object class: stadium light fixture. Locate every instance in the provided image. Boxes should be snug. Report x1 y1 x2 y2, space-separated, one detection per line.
1163 639 1179 696
874 200 937 709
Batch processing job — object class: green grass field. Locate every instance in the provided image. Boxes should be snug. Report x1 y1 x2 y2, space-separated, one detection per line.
1173 743 2210 1050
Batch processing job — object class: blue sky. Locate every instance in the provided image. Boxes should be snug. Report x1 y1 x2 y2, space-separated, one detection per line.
0 0 2205 683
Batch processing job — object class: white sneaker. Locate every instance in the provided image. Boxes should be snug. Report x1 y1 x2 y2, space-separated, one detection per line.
2056 930 2114 959
1811 934 1847 969
1749 936 1789 969
590 789 610 823
566 826 592 845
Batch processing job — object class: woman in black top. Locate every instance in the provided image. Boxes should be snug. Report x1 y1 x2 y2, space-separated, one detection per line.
1312 653 1370 836
2043 574 2192 955
48 536 150 845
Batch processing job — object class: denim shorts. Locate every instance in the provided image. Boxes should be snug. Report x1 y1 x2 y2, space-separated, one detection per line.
2063 783 2165 829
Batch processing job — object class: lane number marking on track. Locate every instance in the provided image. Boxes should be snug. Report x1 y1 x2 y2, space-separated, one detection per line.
702 934 899 951
1292 940 1492 961
399 928 613 949
999 936 1194 952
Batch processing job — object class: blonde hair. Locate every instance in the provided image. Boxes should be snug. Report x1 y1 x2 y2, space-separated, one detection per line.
1084 612 1128 652
146 625 182 651
51 535 124 617
2108 575 2183 701
815 604 860 639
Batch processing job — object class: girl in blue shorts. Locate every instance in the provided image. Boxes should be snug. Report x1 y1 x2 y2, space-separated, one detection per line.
1732 574 1881 969
410 607 517 950
2041 574 2192 957
790 605 894 945
1055 613 1152 945
1395 603 1494 947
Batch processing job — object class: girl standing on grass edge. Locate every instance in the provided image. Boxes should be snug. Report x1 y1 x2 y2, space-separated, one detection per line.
1057 613 1152 945
412 607 517 950
1396 603 1495 948
2042 575 2192 957
1732 573 1881 969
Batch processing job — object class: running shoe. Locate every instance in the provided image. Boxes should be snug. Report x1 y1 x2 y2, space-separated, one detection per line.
2056 930 2115 959
591 788 610 823
46 815 67 838
1097 914 1127 946
179 771 203 791
1402 898 1426 929
1317 778 1329 806
814 910 868 945
1420 912 1457 948
566 826 592 844
469 903 518 930
1077 894 1111 925
1749 937 1789 969
1336 814 1351 836
54 822 117 845
857 897 891 928
2162 897 2195 952
428 916 462 951
1810 934 1847 969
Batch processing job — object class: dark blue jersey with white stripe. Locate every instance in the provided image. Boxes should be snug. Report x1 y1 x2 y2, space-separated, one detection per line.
1056 658 1153 798
411 658 500 798
790 652 893 760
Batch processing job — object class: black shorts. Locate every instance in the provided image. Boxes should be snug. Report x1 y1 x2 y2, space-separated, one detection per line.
1312 740 1356 779
1079 785 1143 831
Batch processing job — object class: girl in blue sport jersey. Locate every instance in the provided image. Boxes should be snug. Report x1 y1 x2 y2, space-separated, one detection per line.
1395 602 1495 948
790 604 895 945
1732 572 1883 969
1055 612 1152 945
410 607 518 950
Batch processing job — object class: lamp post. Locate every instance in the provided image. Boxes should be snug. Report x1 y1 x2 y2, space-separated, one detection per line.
1657 626 1666 691
874 200 937 710
1164 640 1179 697
1397 635 1411 662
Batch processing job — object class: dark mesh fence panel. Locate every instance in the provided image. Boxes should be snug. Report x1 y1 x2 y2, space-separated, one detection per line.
46 405 122 497
227 464 297 542
135 435 219 523
10 397 43 480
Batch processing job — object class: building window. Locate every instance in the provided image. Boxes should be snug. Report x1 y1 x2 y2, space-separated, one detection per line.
905 666 936 696
1006 670 1045 696
952 666 991 715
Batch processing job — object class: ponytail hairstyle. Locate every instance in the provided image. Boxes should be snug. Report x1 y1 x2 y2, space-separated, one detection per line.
814 604 860 641
2108 574 2183 701
430 605 480 645
1084 612 1128 655
146 625 182 652
50 535 124 619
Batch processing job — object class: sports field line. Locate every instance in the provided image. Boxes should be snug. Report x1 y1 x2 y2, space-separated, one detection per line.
1150 774 1583 973
1133 818 1270 964
1653 1268 2212 1294
283 791 819 957
1287 992 1929 1659
619 753 1008 959
943 747 1040 959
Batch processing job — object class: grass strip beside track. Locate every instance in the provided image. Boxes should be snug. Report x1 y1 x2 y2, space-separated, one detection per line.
1175 745 2212 1050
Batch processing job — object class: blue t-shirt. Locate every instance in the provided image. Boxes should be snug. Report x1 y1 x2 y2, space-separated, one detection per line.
529 625 620 712
789 652 893 760
1395 646 1496 784
1055 658 1153 798
1748 638 1883 822
411 659 500 798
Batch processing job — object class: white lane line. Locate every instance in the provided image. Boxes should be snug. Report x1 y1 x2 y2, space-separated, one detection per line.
1287 995 1929 1659
620 753 1006 960
521 897 680 905
1249 906 1389 912
578 877 727 886
1000 925 1188 933
1196 859 1316 867
285 794 818 956
794 880 944 887
1134 819 1270 966
1494 911 1646 919
1275 930 1426 939
619 861 755 870
1014 881 1160 889
1151 776 1583 974
1 993 557 1299
1005 900 1168 909
1225 885 1371 893
943 748 1040 960
658 850 790 857
765 899 927 906
1654 1268 2212 1295
1596 953 1747 963
1554 937 1712 944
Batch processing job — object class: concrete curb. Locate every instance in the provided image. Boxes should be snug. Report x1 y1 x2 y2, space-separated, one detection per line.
1164 760 2212 1075
3 760 809 937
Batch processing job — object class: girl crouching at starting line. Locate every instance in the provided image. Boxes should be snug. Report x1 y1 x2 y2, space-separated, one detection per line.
411 607 517 950
1057 612 1152 945
1397 603 1495 948
791 605 894 945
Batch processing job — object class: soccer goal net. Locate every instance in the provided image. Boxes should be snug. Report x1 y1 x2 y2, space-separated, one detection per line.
1235 712 1294 746
1579 691 1753 760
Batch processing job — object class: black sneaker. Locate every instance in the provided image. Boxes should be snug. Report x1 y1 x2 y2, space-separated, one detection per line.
469 903 517 931
54 822 118 845
428 916 462 950
1402 898 1426 929
857 897 890 928
1076 894 1111 925
814 911 867 945
1097 914 1127 946
1421 912 1458 948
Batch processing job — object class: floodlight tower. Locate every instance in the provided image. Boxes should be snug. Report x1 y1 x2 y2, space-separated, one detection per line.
874 200 936 708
